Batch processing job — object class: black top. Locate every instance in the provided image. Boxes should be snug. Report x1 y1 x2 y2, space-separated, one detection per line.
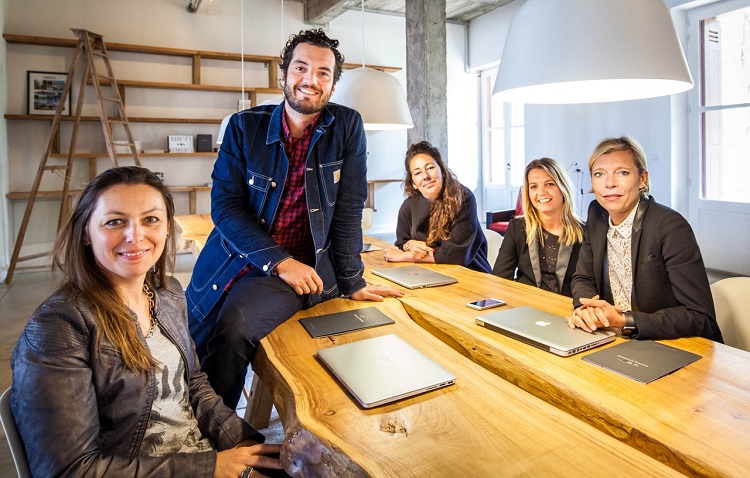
395 185 492 273
539 230 560 293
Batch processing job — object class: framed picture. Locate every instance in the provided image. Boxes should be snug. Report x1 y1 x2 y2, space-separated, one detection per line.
27 71 71 116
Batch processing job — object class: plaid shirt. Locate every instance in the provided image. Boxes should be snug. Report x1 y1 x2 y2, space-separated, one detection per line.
225 111 318 291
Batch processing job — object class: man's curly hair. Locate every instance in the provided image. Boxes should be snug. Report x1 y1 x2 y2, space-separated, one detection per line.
280 28 345 84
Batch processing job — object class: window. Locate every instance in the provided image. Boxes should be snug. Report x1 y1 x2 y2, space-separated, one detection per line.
698 4 750 203
481 69 525 188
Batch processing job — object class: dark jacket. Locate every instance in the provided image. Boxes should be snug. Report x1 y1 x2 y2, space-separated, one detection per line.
186 102 368 321
493 217 582 297
395 185 491 273
11 276 263 477
572 196 723 341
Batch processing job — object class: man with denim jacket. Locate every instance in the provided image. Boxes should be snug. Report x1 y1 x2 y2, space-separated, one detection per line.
186 29 402 408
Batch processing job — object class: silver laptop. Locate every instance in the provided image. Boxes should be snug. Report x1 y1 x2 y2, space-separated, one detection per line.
475 306 616 357
370 265 457 289
317 334 456 408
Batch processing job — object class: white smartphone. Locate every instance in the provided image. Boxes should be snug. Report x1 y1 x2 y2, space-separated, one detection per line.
466 298 506 310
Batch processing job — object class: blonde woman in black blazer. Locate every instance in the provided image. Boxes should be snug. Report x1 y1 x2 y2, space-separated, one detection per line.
569 136 722 341
493 158 584 297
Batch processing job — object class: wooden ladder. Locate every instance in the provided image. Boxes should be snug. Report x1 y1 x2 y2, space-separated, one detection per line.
5 28 141 284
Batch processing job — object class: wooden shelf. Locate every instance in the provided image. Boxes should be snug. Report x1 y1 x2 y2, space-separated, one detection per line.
4 114 224 124
3 33 401 76
48 152 217 158
96 79 283 94
7 185 211 214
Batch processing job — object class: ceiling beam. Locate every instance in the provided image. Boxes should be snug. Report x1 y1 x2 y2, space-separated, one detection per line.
304 0 356 25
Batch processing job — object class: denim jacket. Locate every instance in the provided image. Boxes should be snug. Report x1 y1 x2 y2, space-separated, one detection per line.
11 277 263 477
186 102 368 321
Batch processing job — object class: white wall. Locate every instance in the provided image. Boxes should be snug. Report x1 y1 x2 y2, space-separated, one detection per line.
0 0 412 273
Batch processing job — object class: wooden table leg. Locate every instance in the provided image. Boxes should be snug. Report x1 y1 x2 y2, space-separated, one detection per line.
244 374 273 430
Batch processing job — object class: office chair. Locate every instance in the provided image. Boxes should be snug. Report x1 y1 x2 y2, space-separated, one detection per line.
710 277 750 352
486 190 523 235
0 387 31 478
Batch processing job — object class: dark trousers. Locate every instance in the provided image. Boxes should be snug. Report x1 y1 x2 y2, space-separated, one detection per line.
189 274 307 409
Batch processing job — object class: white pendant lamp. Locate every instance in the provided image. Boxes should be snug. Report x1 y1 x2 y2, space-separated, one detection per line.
492 0 694 104
332 67 413 130
330 1 413 130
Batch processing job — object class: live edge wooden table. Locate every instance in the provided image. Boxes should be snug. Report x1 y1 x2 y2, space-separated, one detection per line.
254 299 680 477
360 236 750 478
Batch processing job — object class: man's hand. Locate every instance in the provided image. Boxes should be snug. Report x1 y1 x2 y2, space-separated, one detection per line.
349 283 404 302
275 258 323 295
567 295 625 332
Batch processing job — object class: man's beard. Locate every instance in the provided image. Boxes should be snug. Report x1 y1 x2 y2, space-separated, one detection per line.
283 82 332 115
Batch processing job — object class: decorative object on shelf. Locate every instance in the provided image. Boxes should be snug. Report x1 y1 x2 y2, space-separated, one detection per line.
27 71 71 116
168 135 194 153
196 134 213 153
330 1 413 130
493 0 694 104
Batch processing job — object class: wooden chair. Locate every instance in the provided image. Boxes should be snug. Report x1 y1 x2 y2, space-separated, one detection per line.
486 190 523 235
0 388 31 478
711 277 750 352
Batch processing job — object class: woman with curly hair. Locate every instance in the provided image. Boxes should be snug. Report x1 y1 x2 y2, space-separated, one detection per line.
383 141 491 273
493 157 584 297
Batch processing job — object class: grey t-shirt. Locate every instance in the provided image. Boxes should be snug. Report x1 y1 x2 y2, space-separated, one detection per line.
139 325 214 456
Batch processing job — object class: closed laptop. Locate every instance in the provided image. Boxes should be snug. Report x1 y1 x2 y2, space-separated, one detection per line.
371 265 457 289
475 306 616 357
317 334 456 408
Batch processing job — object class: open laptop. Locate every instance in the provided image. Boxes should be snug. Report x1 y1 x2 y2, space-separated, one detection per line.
317 334 456 408
475 306 616 357
370 265 457 289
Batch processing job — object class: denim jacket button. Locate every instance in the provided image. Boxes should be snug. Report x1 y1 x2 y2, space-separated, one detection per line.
271 181 277 188
262 264 269 272
212 284 218 290
248 178 254 186
260 219 266 224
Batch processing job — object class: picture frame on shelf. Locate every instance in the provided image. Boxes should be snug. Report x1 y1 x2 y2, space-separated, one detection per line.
27 71 71 116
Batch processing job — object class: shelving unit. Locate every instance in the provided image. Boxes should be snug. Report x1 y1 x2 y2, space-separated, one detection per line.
3 31 401 266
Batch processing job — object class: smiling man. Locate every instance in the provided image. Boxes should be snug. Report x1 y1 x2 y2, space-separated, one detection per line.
569 136 723 342
186 29 402 409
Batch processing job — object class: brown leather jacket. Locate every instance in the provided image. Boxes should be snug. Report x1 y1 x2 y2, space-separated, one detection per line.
11 276 264 477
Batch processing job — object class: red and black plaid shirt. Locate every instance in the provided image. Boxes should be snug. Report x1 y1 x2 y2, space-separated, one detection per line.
269 112 318 267
225 111 318 291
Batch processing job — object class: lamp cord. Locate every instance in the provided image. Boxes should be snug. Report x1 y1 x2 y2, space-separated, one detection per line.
361 0 365 68
241 0 245 99
280 0 284 51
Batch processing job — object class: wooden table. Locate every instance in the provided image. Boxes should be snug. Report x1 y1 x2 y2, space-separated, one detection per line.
254 299 681 477
174 213 212 254
362 236 750 478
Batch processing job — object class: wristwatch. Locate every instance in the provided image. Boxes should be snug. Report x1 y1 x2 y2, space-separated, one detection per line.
621 311 638 337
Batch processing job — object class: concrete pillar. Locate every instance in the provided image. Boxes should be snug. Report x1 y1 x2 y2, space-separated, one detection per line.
405 0 448 156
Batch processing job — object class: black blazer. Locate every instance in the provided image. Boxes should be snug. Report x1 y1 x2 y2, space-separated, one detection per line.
572 196 723 342
493 217 581 297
